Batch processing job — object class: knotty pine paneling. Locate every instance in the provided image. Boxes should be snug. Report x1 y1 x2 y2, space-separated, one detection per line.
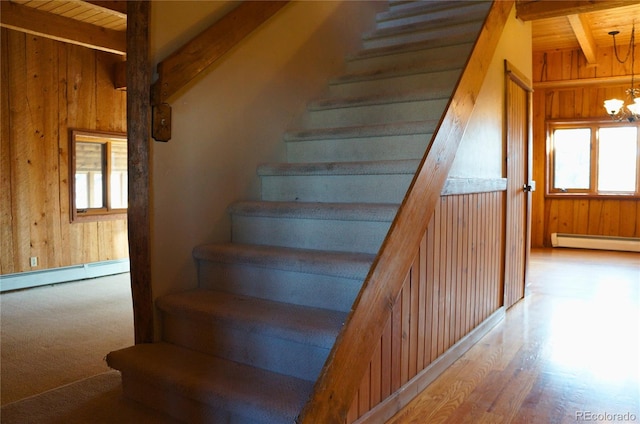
531 46 640 247
346 191 505 422
0 28 127 274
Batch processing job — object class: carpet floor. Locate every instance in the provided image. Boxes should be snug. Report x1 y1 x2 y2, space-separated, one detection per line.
1 371 179 424
1 273 134 406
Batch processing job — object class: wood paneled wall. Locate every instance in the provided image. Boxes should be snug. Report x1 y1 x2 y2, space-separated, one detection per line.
531 46 640 247
345 190 505 422
1 29 128 275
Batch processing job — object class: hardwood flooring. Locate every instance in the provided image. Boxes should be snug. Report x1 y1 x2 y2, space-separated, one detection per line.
386 248 640 424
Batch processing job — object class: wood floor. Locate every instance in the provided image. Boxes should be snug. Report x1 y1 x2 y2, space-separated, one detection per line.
386 248 640 424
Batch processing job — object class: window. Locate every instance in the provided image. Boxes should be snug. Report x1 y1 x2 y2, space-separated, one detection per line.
547 121 640 196
70 130 127 222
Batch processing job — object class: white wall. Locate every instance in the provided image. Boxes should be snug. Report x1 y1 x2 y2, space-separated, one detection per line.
449 4 532 178
149 1 382 304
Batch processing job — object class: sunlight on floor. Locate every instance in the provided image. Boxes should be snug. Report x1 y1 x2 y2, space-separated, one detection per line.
546 273 640 387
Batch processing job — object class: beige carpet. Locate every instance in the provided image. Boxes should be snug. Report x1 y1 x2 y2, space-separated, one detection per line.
1 273 133 405
0 273 183 423
1 371 178 424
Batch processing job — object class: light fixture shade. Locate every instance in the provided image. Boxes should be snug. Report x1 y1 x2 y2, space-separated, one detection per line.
627 97 640 116
604 98 625 115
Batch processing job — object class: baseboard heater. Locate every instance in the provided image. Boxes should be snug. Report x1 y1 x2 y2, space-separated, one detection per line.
551 233 640 253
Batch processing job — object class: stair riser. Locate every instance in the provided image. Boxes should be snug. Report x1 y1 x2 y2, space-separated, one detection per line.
328 68 460 98
302 98 448 128
163 314 330 381
376 2 491 30
346 41 473 74
363 21 482 50
286 133 432 163
121 375 270 424
198 261 361 312
231 215 391 254
261 173 413 203
387 0 452 14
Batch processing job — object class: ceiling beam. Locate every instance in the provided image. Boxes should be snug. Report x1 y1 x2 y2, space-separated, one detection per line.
567 14 598 65
0 1 126 55
516 0 640 21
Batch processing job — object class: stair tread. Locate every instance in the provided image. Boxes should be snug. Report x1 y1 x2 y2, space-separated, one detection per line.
309 88 451 110
195 242 374 280
257 159 420 176
229 200 399 222
157 289 347 348
377 0 483 22
372 2 490 36
284 121 437 142
330 62 462 86
107 342 312 423
348 33 475 62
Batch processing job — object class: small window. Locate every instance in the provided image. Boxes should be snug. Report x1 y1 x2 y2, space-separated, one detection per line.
70 130 127 222
547 121 640 197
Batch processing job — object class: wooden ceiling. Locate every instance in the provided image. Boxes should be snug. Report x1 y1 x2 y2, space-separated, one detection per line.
517 0 640 65
1 0 640 64
0 0 127 55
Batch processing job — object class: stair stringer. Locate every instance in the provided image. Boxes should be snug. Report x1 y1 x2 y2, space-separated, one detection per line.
297 1 515 422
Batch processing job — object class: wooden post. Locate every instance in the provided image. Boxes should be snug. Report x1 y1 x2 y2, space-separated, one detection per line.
127 1 154 344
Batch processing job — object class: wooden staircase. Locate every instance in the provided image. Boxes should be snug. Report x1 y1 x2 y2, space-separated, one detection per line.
107 1 496 422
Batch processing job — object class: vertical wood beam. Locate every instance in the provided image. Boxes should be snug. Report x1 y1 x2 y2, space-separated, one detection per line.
127 1 154 344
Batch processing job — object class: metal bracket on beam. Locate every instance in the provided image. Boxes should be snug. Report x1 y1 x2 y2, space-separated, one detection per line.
152 103 172 142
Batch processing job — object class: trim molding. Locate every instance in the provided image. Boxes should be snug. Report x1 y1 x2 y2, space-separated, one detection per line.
442 178 507 196
0 259 130 292
354 307 506 424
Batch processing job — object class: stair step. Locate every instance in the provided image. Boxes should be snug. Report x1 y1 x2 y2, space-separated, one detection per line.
376 1 491 30
300 91 448 128
194 242 374 280
363 18 484 50
107 342 313 424
346 38 474 74
284 121 437 142
257 160 418 203
386 0 453 14
229 201 399 254
309 89 451 111
331 62 463 87
157 289 346 381
229 200 398 221
194 243 374 311
328 67 461 98
284 121 436 162
258 159 420 176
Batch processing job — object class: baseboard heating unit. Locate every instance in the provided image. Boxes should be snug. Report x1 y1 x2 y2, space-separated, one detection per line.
551 233 640 253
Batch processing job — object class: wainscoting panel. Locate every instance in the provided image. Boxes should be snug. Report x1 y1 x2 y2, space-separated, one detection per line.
346 190 505 422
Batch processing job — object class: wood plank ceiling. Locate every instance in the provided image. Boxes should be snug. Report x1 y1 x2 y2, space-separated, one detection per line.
2 0 640 62
518 0 640 66
0 0 127 55
2 1 640 67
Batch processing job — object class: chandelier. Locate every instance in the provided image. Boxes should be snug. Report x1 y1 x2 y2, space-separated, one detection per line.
603 23 640 122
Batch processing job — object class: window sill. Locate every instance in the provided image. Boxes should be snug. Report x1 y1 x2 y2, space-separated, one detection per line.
71 212 127 223
544 193 640 200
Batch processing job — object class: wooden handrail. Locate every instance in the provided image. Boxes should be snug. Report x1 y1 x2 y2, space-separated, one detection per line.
151 1 289 141
297 1 514 422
